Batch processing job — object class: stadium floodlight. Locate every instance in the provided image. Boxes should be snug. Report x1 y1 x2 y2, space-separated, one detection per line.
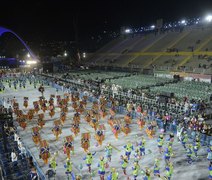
27 53 30 58
125 29 131 33
181 20 186 24
26 60 37 65
205 15 212 22
150 25 155 29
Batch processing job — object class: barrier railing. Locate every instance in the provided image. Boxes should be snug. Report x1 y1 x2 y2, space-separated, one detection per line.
25 145 46 180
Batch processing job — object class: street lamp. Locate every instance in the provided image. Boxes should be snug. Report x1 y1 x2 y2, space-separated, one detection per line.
64 51 67 57
205 15 212 22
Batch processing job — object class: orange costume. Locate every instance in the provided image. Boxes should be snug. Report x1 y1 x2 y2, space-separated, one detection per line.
32 126 41 145
85 112 91 123
95 125 105 146
145 122 156 139
33 101 40 114
23 97 29 108
122 123 131 136
112 123 121 139
19 116 27 130
52 120 62 140
39 140 50 164
81 133 90 152
38 113 45 128
27 109 34 120
73 112 80 124
64 135 74 159
71 122 80 136
124 113 132 124
60 112 67 125
137 118 145 130
89 118 99 131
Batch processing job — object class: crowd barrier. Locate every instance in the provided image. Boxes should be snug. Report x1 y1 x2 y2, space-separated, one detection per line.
25 146 46 180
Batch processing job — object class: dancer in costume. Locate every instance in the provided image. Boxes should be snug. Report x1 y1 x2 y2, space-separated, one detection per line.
83 151 96 173
98 156 107 180
153 158 160 177
124 141 134 160
157 134 164 154
105 143 113 162
121 156 128 175
107 168 118 180
132 162 140 180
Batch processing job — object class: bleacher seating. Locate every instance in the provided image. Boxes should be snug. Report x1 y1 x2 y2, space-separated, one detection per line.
87 24 212 72
0 113 31 180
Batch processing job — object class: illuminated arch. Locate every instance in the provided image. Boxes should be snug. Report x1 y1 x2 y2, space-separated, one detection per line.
0 26 37 59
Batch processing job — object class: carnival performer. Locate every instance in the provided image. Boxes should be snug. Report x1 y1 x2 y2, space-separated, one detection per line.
137 117 145 130
64 136 74 159
165 162 173 180
121 156 128 175
50 157 57 173
181 131 188 149
112 124 121 139
83 151 96 173
139 137 146 156
153 158 160 177
124 141 134 160
146 122 155 139
39 141 50 164
157 134 164 154
124 113 132 124
134 147 141 161
105 143 113 162
95 129 105 146
186 144 194 164
81 133 90 152
90 118 98 131
38 114 45 128
167 133 174 147
32 127 40 145
71 123 80 136
97 156 108 180
107 168 119 180
193 137 200 157
164 147 171 165
64 158 74 179
60 111 66 124
143 168 151 180
52 121 62 140
132 162 140 180
122 123 131 136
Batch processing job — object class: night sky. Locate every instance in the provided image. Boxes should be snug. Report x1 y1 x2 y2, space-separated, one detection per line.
1 0 212 42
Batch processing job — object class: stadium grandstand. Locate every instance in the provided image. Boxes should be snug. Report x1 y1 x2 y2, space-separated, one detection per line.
86 21 212 75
